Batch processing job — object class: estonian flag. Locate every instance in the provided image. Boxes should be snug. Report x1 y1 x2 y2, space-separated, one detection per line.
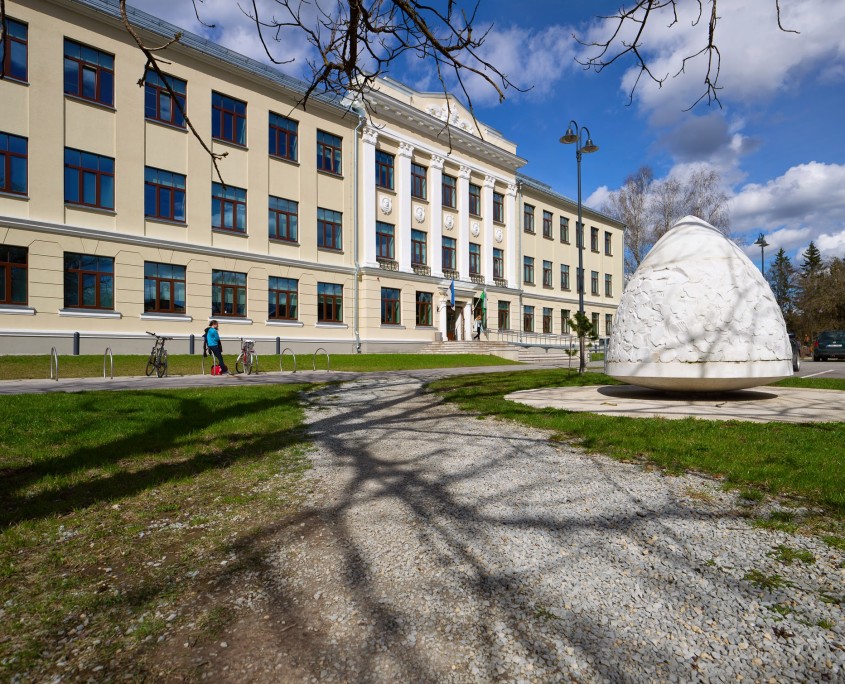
449 280 455 308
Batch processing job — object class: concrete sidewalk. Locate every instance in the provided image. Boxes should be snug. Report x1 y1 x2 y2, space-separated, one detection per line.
506 383 845 423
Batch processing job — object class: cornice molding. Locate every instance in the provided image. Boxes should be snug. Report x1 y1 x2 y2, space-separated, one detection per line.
1 215 355 277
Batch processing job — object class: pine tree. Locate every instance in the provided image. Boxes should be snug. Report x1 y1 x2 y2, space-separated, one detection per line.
767 248 796 317
801 241 823 278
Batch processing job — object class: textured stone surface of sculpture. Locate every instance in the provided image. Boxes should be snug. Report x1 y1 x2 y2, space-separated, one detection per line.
606 216 792 392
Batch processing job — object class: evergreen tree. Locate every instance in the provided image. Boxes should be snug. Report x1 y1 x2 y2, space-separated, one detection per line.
800 241 823 278
767 248 796 318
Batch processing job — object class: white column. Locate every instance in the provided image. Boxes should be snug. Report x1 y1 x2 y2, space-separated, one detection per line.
439 294 448 339
458 165 471 280
483 175 495 285
506 182 518 285
361 127 378 267
397 142 414 272
430 155 444 277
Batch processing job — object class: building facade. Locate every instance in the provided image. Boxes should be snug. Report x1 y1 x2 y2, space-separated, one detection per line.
0 0 624 355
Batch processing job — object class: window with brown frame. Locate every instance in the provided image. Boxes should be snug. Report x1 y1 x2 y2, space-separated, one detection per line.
591 226 600 252
493 192 504 222
442 174 457 208
469 183 481 216
469 243 481 275
381 287 401 325
493 248 504 279
543 210 553 239
268 276 298 320
523 305 534 333
543 307 553 334
64 253 114 309
212 91 246 146
318 282 343 322
523 256 534 284
524 204 535 233
269 196 298 242
442 236 457 271
498 301 510 330
411 163 427 199
542 260 553 288
416 291 433 326
2 17 28 82
0 245 27 305
144 262 186 313
212 269 247 317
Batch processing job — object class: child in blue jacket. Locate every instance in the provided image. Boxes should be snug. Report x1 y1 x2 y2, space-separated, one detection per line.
204 320 232 375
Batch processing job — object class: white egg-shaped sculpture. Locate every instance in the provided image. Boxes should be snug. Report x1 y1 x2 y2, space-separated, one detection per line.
606 216 792 392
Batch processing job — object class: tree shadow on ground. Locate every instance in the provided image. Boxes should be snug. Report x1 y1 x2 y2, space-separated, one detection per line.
0 388 305 528
168 374 841 682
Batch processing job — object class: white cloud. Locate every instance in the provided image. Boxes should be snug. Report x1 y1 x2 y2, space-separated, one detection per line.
577 1 845 119
731 162 845 259
138 0 321 80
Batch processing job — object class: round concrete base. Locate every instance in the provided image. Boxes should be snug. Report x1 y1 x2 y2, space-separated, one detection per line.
504 385 845 423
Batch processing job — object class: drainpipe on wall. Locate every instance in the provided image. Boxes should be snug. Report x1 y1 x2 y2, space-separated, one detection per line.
351 100 366 353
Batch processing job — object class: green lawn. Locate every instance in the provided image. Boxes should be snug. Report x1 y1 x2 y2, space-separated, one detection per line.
0 352 518 380
0 385 311 679
429 370 845 515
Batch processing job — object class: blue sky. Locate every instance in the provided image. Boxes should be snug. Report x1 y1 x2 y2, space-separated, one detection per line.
139 0 845 266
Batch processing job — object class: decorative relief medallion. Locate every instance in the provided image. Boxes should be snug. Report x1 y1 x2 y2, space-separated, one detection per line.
426 105 476 134
470 222 480 237
380 196 393 215
443 214 455 231
414 206 425 223
495 228 504 243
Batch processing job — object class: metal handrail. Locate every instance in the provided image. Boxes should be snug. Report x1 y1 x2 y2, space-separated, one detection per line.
103 347 114 379
280 348 297 373
49 347 59 381
313 347 330 371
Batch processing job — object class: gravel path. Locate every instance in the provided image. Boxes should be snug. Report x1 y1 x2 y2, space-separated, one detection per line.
233 373 844 682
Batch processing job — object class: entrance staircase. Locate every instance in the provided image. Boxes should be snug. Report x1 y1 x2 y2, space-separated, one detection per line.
416 340 579 366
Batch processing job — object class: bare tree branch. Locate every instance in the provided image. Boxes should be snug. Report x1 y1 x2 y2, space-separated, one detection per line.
118 0 228 186
578 0 799 110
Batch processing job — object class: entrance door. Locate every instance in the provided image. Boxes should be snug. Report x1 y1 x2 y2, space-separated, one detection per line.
446 305 463 341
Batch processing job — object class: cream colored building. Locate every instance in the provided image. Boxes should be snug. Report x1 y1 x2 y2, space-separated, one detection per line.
0 0 624 356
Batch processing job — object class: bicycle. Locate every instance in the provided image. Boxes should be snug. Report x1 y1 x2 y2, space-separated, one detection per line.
145 332 172 378
235 338 258 375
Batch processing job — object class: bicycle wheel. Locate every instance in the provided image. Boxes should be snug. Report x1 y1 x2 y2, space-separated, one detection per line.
156 350 168 378
235 353 245 374
242 352 254 375
145 353 156 376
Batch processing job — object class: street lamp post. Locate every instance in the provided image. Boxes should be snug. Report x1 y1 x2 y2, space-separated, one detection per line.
754 233 769 276
560 120 599 374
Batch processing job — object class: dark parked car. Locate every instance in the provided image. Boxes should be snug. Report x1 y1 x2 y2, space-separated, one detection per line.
813 330 845 361
788 333 800 372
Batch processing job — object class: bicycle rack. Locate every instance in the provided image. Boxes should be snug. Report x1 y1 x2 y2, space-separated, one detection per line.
49 347 59 381
313 347 330 371
280 348 296 373
103 347 114 379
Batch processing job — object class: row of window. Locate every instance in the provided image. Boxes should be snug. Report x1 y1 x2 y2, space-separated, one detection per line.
0 245 347 321
1 245 439 326
374 154 492 219
495 302 612 336
525 210 614 254
2 245 613 334
2 21 341 173
522 257 614 297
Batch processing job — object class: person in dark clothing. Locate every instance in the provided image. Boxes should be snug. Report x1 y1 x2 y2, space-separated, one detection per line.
204 320 232 375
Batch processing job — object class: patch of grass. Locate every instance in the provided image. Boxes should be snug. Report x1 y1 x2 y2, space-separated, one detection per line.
743 569 793 590
768 545 815 565
533 604 557 621
429 370 845 516
684 487 714 503
753 511 799 534
767 603 793 617
822 535 845 550
816 618 835 630
739 489 765 502
0 352 518 380
0 384 312 681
